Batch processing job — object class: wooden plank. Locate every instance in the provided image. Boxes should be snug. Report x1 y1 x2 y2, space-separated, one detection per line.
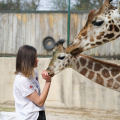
46 13 53 55
77 14 82 36
48 13 53 36
70 14 75 44
21 13 26 45
115 38 119 56
110 41 115 56
39 13 45 55
16 13 22 51
62 14 67 48
0 13 4 54
35 13 40 55
7 13 13 54
25 13 31 46
30 13 35 47
3 13 8 54
12 13 18 54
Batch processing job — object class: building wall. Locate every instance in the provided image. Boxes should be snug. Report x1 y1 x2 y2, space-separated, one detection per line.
1 57 120 112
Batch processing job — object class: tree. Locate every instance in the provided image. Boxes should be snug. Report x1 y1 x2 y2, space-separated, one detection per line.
0 0 41 10
71 0 104 11
51 0 68 11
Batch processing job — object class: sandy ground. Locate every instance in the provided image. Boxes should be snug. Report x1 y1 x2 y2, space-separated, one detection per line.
1 105 120 120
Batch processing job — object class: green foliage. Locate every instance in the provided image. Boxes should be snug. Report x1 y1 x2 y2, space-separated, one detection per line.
72 0 104 11
50 0 104 11
0 0 40 11
51 0 68 10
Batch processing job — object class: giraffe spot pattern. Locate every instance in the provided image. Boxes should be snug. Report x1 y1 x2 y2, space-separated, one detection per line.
81 31 87 36
108 24 113 31
91 44 95 46
112 20 114 23
94 63 103 71
65 64 68 67
73 59 76 63
96 35 102 40
116 76 120 82
76 61 80 69
102 69 110 78
111 68 120 77
80 68 88 76
96 42 102 45
116 34 120 39
113 82 120 89
104 33 114 39
99 32 105 36
84 36 88 40
86 43 89 47
90 36 94 42
87 60 93 69
88 71 94 79
114 25 119 32
103 39 108 42
80 57 87 66
96 73 104 86
107 78 114 87
67 60 70 63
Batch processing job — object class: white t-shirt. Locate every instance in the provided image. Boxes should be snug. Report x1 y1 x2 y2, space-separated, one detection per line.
13 70 45 120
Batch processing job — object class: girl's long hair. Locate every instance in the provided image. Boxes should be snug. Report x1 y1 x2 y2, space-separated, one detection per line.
15 45 37 78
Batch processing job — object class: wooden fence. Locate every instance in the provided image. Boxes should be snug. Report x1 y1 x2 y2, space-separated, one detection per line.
0 13 120 57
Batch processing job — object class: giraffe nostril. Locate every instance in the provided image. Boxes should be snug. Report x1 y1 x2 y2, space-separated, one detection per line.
48 73 50 75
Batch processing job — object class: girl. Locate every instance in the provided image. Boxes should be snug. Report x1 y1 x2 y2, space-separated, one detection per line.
13 45 51 120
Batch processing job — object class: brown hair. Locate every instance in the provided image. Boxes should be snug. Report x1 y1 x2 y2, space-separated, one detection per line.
15 45 37 78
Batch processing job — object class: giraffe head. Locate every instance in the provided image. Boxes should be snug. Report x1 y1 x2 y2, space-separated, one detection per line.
66 0 120 55
46 39 71 77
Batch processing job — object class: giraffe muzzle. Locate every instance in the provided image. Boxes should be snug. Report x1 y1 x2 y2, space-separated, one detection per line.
70 48 83 55
48 73 55 77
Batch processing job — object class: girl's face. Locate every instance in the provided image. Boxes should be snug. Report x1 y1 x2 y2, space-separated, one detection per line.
34 53 39 68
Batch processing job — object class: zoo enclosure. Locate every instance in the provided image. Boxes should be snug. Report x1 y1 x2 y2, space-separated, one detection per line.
0 0 119 59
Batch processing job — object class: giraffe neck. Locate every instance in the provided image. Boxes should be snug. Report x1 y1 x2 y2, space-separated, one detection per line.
70 54 120 92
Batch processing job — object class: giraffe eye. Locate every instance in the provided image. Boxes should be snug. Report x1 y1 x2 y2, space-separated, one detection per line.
92 21 104 26
58 56 65 60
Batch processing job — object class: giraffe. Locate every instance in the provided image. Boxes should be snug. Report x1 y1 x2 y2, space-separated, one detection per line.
66 0 120 55
47 40 120 92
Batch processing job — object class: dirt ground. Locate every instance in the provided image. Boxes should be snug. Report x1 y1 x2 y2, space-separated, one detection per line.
1 105 120 120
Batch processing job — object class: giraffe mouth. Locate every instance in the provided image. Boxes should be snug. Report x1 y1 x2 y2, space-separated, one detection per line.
70 48 83 55
48 73 55 77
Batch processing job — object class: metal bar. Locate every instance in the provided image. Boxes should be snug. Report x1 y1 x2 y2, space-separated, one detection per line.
0 54 52 58
1 54 120 59
0 10 68 13
67 0 70 46
0 10 89 14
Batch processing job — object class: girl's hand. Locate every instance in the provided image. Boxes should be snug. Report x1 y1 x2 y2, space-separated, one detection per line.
41 70 51 82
